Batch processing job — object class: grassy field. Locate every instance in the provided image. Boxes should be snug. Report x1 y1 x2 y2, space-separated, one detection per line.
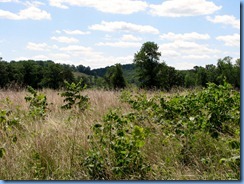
0 84 240 180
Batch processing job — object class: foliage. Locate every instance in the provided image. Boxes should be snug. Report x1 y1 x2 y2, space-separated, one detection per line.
84 110 151 180
133 42 161 89
104 64 126 89
0 55 240 91
0 60 75 89
120 81 240 178
0 99 21 159
25 86 48 118
60 80 89 111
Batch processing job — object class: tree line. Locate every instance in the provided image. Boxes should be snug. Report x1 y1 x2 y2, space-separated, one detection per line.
132 42 240 90
0 42 240 90
0 59 75 89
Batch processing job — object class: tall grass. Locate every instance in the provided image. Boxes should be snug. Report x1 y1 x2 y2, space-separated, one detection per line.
0 87 240 180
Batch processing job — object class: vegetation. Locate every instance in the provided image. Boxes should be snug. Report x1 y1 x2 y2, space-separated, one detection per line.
0 42 240 180
60 80 89 111
0 80 240 180
0 54 240 91
104 64 126 90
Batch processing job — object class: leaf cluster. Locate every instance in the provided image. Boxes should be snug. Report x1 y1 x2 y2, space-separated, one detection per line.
60 80 89 111
25 86 48 118
84 110 151 180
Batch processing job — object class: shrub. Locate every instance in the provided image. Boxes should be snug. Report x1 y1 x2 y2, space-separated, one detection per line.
60 80 89 111
25 86 48 119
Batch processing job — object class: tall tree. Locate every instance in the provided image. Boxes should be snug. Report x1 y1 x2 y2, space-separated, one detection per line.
133 42 161 89
105 64 126 89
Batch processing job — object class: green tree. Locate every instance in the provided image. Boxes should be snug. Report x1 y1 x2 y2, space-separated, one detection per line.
205 64 218 84
194 66 207 87
0 60 9 88
233 58 240 89
105 64 126 89
216 56 235 85
133 42 161 89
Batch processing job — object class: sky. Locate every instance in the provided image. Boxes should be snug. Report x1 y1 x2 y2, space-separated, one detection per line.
0 0 240 69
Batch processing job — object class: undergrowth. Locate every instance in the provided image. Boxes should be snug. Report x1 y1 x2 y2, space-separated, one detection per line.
0 81 240 180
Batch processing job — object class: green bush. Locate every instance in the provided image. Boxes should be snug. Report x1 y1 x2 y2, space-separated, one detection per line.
84 110 151 180
25 86 48 119
60 80 89 111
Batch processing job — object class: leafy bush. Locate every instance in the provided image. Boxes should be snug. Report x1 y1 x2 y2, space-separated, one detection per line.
84 110 151 180
120 81 240 178
60 80 89 111
25 86 48 118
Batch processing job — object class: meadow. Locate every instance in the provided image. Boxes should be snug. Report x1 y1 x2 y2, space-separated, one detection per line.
0 81 240 180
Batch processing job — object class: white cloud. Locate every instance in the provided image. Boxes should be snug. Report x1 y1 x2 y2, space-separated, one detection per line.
160 40 219 54
182 55 211 60
49 0 68 9
59 45 102 58
96 41 141 48
172 62 197 70
49 0 148 14
55 30 62 34
60 45 93 52
149 0 221 17
160 32 210 41
51 36 79 43
50 53 70 60
15 55 49 61
26 42 49 51
206 15 240 29
216 33 240 47
0 0 19 3
0 0 19 2
121 34 142 42
79 55 134 69
63 30 90 35
0 9 20 19
24 1 45 7
0 7 51 20
159 40 221 67
160 50 181 58
26 42 58 51
89 21 159 34
32 55 49 60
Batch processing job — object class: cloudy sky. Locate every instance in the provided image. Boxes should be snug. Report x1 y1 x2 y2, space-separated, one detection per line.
0 0 240 69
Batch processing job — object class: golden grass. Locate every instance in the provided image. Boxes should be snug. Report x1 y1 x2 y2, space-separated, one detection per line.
0 89 130 180
0 88 239 180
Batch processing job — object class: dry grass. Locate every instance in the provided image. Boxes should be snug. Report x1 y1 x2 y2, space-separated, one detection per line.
0 89 129 180
0 88 239 180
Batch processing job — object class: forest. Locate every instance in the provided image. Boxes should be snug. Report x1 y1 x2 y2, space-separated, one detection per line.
0 44 240 91
0 42 240 180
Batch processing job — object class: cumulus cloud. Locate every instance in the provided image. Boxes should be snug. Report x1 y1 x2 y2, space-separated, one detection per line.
89 21 159 34
172 62 198 70
0 7 51 20
26 42 49 51
26 42 58 51
51 36 79 43
160 32 210 41
59 45 102 58
149 0 221 17
0 0 19 2
206 15 240 29
121 34 142 42
63 30 90 35
216 33 240 47
79 55 134 69
49 0 148 14
96 41 141 48
159 40 221 66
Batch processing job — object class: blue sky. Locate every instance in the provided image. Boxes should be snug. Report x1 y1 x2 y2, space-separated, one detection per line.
0 0 240 69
